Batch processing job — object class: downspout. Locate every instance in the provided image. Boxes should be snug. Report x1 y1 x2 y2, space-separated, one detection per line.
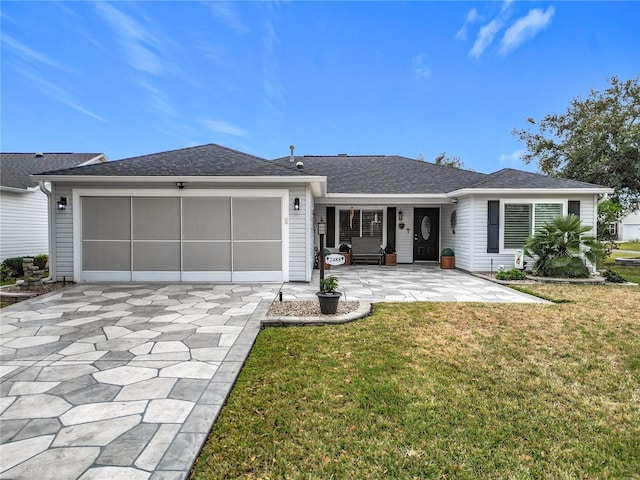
39 181 55 282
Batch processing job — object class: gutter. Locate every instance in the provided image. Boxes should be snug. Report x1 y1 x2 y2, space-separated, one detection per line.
38 181 55 283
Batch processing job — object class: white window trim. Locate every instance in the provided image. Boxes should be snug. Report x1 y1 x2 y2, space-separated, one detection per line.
499 199 567 254
334 206 386 248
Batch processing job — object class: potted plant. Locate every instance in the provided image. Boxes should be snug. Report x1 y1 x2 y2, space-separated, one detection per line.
384 245 397 266
440 248 455 269
339 243 351 265
317 275 341 314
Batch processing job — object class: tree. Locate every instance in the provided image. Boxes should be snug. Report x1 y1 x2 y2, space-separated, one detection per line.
418 151 465 169
433 152 465 169
523 214 605 278
513 76 640 210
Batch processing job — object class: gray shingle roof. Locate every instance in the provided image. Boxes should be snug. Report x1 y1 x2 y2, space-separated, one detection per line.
471 168 608 190
272 155 488 194
39 144 308 178
1 153 103 189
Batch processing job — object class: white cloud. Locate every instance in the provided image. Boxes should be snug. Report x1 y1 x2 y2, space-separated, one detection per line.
94 2 163 75
455 8 479 40
1 34 69 71
208 2 249 34
499 7 555 56
412 54 432 80
16 68 106 122
470 20 502 58
499 149 525 166
202 119 247 137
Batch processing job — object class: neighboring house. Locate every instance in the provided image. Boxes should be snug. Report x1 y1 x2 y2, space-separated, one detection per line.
0 152 108 261
32 143 612 283
616 209 640 241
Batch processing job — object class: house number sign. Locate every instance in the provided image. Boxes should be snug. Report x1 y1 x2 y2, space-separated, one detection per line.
325 254 345 266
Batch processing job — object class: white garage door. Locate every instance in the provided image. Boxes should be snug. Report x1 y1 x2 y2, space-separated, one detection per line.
80 195 283 282
622 224 640 241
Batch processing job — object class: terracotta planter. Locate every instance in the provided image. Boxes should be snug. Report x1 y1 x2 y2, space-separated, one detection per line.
440 255 455 269
341 253 351 265
384 253 397 266
317 292 342 314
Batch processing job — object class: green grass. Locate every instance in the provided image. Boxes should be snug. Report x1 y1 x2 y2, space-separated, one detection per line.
616 241 640 252
600 251 640 283
191 285 640 479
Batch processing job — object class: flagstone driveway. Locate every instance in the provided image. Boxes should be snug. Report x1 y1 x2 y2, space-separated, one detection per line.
0 283 278 480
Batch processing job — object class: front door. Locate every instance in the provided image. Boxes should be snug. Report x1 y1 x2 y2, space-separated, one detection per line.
413 208 439 261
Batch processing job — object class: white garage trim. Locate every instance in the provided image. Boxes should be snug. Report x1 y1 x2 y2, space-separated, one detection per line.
73 188 289 282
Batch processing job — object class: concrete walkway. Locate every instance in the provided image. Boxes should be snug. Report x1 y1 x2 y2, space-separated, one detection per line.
279 264 548 304
0 268 546 479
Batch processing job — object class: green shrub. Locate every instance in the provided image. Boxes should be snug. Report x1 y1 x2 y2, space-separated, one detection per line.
0 264 12 282
441 248 454 256
602 269 626 283
1 257 23 277
34 254 48 269
524 214 605 278
319 275 339 293
496 268 528 281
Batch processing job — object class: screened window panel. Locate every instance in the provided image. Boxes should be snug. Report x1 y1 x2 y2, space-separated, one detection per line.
534 203 563 232
504 204 532 249
339 209 360 244
362 210 383 241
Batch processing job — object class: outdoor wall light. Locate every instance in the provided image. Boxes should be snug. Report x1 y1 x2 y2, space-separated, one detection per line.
57 197 67 211
294 197 300 210
398 210 403 221
317 217 327 235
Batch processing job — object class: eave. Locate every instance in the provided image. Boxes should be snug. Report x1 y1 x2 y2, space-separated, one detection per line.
448 187 615 197
30 174 327 197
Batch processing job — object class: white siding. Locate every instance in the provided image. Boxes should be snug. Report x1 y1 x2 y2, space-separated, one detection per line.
440 198 473 271
470 194 598 272
396 207 414 263
0 189 50 260
53 184 75 281
307 189 315 281
288 185 308 281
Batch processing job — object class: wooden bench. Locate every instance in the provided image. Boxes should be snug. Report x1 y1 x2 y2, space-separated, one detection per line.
351 237 383 265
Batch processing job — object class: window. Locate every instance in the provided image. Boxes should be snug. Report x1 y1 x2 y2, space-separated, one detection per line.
339 208 383 244
607 223 617 235
503 202 563 249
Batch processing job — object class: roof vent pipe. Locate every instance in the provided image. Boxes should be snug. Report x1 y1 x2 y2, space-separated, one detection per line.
289 145 295 162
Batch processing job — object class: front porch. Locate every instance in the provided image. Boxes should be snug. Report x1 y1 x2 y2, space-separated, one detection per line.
280 264 546 304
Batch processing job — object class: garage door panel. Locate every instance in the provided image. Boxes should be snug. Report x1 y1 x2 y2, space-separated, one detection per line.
133 242 180 271
133 198 180 240
83 197 130 240
233 198 281 240
83 241 131 271
233 241 282 271
183 242 231 271
183 198 231 240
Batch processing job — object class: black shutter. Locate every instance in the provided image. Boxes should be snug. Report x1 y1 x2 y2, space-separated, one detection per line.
386 207 396 250
326 207 335 248
487 200 500 253
568 200 580 218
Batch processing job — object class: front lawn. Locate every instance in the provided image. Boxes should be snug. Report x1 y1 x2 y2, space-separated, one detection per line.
601 252 640 283
617 241 640 252
191 285 640 479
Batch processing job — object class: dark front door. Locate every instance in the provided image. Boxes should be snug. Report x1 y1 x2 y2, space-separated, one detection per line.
413 208 439 261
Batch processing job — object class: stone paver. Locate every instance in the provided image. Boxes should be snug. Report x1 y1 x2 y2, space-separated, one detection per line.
1 283 278 480
0 268 546 479
278 264 549 304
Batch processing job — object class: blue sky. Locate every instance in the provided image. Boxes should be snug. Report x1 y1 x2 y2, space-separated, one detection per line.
1 1 638 173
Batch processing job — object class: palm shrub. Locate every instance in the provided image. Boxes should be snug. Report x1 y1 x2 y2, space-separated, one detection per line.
524 214 605 278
